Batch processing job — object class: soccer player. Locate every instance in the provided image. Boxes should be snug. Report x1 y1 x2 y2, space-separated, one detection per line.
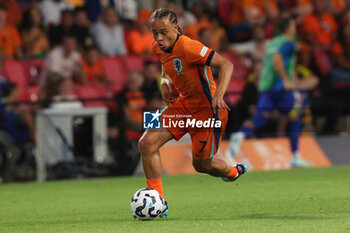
138 8 248 217
230 17 311 168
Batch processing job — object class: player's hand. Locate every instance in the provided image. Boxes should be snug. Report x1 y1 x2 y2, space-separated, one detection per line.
212 95 230 114
161 83 177 104
283 80 296 90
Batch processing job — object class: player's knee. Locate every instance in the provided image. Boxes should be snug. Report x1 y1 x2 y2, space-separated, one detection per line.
192 160 211 174
138 134 159 155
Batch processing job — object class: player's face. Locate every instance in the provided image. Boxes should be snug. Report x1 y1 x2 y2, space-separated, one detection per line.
150 17 179 51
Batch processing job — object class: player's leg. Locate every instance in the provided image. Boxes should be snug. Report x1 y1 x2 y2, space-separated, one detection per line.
138 128 174 218
288 117 311 167
192 157 247 180
138 128 174 198
191 109 247 181
230 92 274 157
139 99 186 199
279 91 311 168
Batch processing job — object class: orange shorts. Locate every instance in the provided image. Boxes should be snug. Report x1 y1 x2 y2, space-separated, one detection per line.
161 99 228 161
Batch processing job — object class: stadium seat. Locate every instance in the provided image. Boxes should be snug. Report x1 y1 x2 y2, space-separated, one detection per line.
122 55 144 72
220 52 249 80
3 60 30 89
22 59 44 85
225 79 246 106
144 54 159 63
26 86 40 103
100 57 127 89
217 0 234 26
100 84 120 113
74 85 108 107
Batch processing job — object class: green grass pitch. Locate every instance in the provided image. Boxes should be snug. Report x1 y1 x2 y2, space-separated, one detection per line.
1 165 350 233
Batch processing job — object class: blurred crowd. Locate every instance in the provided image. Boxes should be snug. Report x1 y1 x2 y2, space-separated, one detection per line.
0 0 350 181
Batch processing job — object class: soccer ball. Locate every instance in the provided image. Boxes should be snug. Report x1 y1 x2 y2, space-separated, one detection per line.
130 188 164 220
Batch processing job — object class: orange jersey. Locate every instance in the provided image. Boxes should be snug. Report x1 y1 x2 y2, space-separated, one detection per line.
0 25 21 57
301 12 338 46
153 35 228 159
152 35 216 107
152 35 216 106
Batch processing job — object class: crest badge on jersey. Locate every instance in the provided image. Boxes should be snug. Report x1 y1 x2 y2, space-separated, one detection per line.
173 58 183 75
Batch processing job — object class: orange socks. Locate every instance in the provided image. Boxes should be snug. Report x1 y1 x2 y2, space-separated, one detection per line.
225 166 238 180
146 178 164 199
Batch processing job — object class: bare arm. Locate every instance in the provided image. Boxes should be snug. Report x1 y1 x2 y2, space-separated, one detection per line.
272 53 295 90
160 65 177 104
209 52 233 113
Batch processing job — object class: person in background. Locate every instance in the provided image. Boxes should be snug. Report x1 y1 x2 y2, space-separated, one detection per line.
0 6 22 59
300 0 338 72
277 0 312 24
230 17 311 168
20 7 49 59
334 23 350 70
0 81 35 144
141 60 162 104
115 71 146 134
165 0 196 29
113 0 138 22
183 3 213 41
139 0 164 12
301 0 338 48
280 65 318 163
199 27 212 48
49 10 74 47
40 34 86 85
126 10 154 55
90 6 127 56
238 62 261 124
228 0 278 42
110 71 147 175
65 0 83 8
84 0 113 23
0 0 22 26
210 16 229 52
82 45 109 84
74 6 91 28
72 7 93 49
340 7 350 26
38 72 81 109
41 0 72 27
38 72 65 108
328 0 347 19
232 23 269 63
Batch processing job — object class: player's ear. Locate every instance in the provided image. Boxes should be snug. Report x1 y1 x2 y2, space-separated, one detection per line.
174 24 179 33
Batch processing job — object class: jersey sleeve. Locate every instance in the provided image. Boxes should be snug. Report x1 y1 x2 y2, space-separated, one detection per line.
277 41 295 60
183 38 215 65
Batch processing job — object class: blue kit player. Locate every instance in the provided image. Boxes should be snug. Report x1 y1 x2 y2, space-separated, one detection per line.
230 17 311 168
